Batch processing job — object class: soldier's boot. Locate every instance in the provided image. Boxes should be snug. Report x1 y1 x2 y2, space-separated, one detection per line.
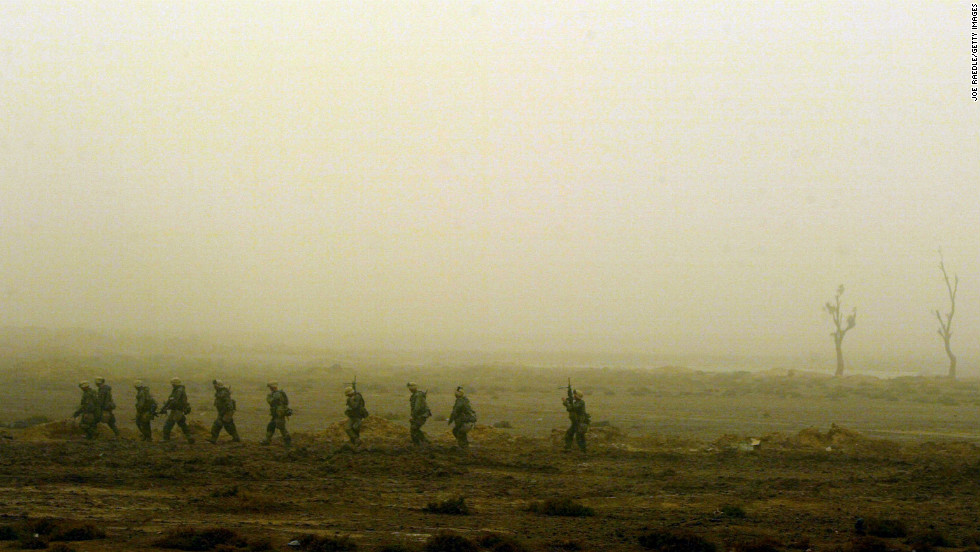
260 430 273 445
345 428 357 445
226 421 241 442
207 421 220 443
180 425 194 444
107 421 121 437
282 431 292 448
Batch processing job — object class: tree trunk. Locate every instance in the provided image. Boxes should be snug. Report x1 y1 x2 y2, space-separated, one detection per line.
944 338 957 379
834 339 845 377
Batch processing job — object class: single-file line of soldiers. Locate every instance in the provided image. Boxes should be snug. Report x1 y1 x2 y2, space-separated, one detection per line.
73 377 591 452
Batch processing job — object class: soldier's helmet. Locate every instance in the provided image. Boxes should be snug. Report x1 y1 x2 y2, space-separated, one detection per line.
344 386 354 396
79 381 90 389
573 389 584 398
267 381 278 388
170 377 182 386
133 379 143 388
406 382 418 390
455 386 465 397
94 376 105 385
213 379 224 388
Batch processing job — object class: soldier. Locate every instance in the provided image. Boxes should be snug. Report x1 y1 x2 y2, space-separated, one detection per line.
134 380 157 441
261 381 291 447
160 377 195 443
208 379 240 444
447 386 477 450
407 382 431 446
94 376 121 437
343 386 368 447
72 381 100 439
562 389 590 453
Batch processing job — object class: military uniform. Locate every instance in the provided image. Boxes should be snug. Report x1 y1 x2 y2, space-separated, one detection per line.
408 383 431 446
562 391 590 452
160 379 195 443
208 381 240 443
95 378 121 437
262 383 291 446
344 388 368 446
448 388 477 449
73 382 100 439
134 381 157 441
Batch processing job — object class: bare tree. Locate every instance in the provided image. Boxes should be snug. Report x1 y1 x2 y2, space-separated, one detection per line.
824 284 856 377
935 251 958 379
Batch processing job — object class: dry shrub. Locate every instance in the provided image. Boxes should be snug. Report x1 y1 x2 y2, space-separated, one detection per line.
423 496 470 515
48 544 77 552
294 534 357 552
720 504 747 519
907 529 953 551
50 522 105 541
864 518 906 538
638 530 717 552
474 534 529 552
18 534 48 549
848 537 890 552
423 534 478 552
0 525 18 540
527 498 595 517
152 527 247 551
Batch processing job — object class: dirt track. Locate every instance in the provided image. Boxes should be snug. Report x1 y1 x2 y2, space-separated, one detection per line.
1 418 978 552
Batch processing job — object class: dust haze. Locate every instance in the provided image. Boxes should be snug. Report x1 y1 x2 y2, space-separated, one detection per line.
2 2 978 375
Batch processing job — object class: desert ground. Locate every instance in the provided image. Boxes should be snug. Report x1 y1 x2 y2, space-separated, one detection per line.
0 356 978 552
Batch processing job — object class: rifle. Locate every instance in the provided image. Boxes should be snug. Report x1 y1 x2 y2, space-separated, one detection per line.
346 376 358 393
558 378 573 402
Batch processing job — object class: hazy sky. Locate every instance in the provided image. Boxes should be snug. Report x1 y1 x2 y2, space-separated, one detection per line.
2 2 978 366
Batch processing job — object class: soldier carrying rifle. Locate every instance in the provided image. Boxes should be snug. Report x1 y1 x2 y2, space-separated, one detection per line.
343 376 368 448
561 378 590 453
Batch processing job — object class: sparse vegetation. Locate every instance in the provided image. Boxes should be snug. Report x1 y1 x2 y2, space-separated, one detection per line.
475 534 530 552
423 534 478 552
422 496 470 515
293 534 358 552
152 527 248 551
638 530 717 552
863 518 907 538
720 504 747 518
527 498 595 517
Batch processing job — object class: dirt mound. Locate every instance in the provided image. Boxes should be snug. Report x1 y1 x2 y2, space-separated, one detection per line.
18 419 140 441
761 424 902 455
795 424 865 448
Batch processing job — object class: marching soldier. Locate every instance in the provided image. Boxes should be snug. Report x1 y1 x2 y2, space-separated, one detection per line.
447 386 477 450
134 380 157 441
208 379 240 443
261 381 291 447
160 377 195 443
94 377 121 437
562 388 590 453
344 386 368 447
72 381 100 440
407 382 431 446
